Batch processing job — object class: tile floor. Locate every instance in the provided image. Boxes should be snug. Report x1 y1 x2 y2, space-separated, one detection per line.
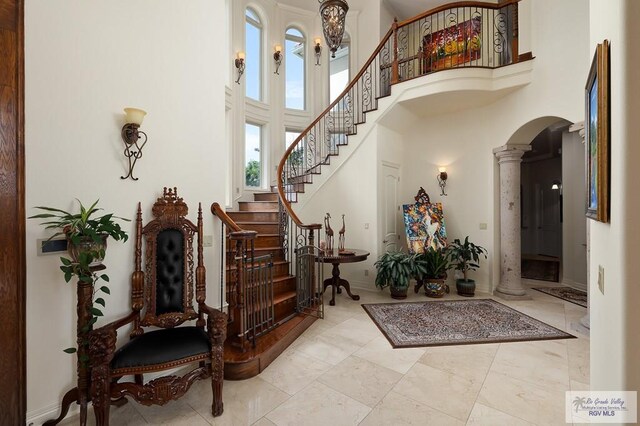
69 280 589 425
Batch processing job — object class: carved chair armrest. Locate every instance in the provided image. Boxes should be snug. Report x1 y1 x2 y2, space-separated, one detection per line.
87 311 137 367
200 304 227 345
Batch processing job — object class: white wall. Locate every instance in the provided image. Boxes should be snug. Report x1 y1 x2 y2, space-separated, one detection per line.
589 0 640 395
25 0 226 422
561 130 587 289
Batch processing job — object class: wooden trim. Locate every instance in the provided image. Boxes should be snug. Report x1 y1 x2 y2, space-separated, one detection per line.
0 0 26 424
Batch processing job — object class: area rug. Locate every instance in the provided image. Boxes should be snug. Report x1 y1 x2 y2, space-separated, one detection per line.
532 286 587 308
362 299 575 348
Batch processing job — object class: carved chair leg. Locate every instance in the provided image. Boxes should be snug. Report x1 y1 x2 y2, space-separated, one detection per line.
134 374 143 386
91 366 111 426
211 347 224 417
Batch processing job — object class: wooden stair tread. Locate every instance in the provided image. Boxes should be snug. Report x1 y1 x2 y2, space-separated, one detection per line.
274 290 296 305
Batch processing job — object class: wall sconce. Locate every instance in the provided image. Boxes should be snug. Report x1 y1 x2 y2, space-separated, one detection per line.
437 167 448 196
121 107 147 181
314 38 322 66
235 52 245 84
551 180 563 222
273 44 282 75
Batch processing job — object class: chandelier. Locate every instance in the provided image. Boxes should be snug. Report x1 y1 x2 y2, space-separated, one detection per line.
319 0 348 58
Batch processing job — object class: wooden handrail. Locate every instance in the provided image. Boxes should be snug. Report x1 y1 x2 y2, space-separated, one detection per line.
277 0 521 229
396 0 520 29
276 27 394 227
211 202 257 240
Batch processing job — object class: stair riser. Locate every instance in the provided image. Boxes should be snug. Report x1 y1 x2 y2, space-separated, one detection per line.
235 223 279 234
238 202 279 212
254 193 279 202
254 235 281 248
228 211 280 222
273 277 296 294
274 296 297 322
226 262 290 278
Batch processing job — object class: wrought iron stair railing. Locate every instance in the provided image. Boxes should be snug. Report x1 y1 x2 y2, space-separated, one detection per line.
277 0 522 226
211 202 275 352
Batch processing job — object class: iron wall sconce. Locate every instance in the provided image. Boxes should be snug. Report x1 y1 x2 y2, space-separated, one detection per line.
273 45 282 74
235 51 245 84
121 107 147 181
437 167 448 196
314 38 322 66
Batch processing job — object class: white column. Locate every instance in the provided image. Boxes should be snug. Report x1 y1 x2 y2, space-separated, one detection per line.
494 144 531 299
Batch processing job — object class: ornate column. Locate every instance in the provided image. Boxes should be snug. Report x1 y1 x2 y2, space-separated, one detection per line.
493 144 531 299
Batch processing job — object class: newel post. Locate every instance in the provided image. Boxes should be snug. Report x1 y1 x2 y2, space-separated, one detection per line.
391 18 399 84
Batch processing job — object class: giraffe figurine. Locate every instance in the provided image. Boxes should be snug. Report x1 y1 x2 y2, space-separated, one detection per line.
338 214 346 252
324 213 334 252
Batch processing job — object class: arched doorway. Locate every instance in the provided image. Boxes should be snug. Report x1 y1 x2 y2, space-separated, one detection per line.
494 116 587 300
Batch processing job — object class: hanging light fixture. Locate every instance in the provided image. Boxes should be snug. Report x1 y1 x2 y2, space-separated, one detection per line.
318 0 348 58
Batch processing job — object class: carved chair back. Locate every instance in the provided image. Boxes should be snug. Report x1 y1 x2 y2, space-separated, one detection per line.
131 187 207 337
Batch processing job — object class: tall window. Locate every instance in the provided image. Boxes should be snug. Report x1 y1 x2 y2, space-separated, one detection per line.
245 8 262 101
285 28 305 110
245 123 262 188
329 33 350 103
285 130 301 148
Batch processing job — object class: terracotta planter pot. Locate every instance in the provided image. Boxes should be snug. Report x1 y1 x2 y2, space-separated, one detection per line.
456 278 476 297
390 286 408 299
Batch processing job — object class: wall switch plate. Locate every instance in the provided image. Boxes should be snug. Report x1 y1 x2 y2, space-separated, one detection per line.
364 223 369 229
479 223 488 230
364 269 369 277
598 265 604 294
203 235 213 247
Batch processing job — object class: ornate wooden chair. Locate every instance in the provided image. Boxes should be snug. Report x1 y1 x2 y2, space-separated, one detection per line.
87 187 226 425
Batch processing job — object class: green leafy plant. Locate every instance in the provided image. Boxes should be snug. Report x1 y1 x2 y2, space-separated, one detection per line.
29 199 129 356
374 251 419 291
415 248 451 280
245 160 261 187
448 236 487 281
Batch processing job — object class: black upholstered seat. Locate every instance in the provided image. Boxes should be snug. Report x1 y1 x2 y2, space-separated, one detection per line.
111 326 210 370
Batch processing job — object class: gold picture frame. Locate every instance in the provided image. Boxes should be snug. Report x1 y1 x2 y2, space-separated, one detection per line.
585 39 610 223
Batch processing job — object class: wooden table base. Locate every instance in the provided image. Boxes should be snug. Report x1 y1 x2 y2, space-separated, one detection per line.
323 262 360 306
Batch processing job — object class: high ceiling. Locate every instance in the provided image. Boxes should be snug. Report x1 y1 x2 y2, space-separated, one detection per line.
276 0 449 20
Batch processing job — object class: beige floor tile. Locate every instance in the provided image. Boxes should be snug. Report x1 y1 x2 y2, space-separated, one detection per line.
295 331 362 365
359 391 464 426
418 343 498 384
567 337 590 384
322 317 382 346
265 382 371 426
185 377 289 426
466 402 535 425
134 399 210 425
60 400 149 426
317 356 402 407
300 318 336 339
570 379 590 391
392 362 481 421
353 336 425 374
477 371 567 425
489 339 570 391
259 348 332 395
251 417 277 426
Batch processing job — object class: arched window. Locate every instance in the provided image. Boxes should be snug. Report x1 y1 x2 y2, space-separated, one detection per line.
329 33 350 103
285 27 305 110
245 8 262 101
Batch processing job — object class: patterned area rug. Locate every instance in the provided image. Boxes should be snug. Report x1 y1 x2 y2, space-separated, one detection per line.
362 299 575 348
532 286 587 308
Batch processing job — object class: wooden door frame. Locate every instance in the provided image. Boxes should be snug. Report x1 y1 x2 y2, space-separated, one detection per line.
0 0 26 424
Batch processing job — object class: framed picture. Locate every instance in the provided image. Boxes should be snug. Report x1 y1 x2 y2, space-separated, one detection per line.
585 39 610 223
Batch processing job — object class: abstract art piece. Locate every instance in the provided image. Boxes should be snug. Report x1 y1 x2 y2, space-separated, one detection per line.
585 39 610 223
403 189 447 254
422 15 482 72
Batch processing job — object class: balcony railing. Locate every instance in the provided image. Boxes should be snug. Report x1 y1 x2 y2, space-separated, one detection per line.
277 0 521 229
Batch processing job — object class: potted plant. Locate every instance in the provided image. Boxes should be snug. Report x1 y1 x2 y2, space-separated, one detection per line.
448 236 487 297
29 199 129 354
374 251 420 299
415 248 451 298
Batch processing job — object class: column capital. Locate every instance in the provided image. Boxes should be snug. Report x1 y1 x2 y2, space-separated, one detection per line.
493 144 531 162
